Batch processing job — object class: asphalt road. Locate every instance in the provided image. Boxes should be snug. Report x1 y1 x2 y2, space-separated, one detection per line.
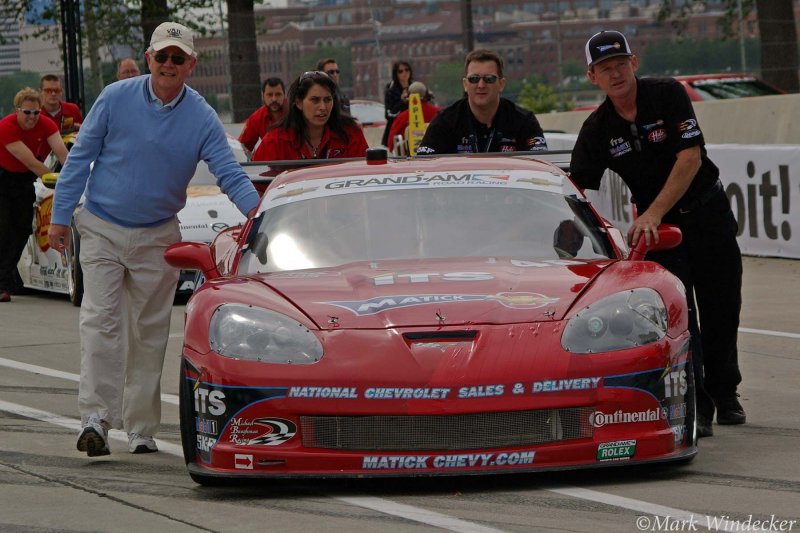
1 256 798 533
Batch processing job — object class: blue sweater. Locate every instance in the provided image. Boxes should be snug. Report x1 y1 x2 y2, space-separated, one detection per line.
52 76 260 227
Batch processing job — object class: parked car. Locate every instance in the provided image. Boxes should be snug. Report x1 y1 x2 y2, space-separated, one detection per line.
166 152 697 485
17 133 251 305
350 99 387 147
573 73 784 110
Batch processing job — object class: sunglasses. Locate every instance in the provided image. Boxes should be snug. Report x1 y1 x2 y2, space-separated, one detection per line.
465 74 500 84
42 88 62 95
397 68 410 73
325 69 340 75
300 71 329 81
153 52 188 65
18 108 41 116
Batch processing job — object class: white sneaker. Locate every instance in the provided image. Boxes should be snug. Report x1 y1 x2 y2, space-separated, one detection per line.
77 414 110 457
128 433 158 454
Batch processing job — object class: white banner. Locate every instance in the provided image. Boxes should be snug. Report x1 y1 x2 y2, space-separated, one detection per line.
545 134 800 259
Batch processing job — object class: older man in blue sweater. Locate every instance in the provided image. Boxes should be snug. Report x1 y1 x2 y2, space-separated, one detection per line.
48 22 260 457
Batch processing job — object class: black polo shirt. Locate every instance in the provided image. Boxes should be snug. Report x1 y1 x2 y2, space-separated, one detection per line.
417 98 547 154
570 77 719 215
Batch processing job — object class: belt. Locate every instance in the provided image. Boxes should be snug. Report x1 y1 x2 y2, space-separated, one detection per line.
678 179 723 215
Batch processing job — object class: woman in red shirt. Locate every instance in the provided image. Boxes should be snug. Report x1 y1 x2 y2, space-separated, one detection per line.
253 71 368 161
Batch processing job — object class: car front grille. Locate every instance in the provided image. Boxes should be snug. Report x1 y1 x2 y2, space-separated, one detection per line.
299 407 594 451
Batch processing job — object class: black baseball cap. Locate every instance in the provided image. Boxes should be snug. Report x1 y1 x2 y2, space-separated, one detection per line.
585 30 633 67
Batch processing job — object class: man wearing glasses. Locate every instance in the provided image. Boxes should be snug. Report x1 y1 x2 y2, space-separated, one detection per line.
316 58 351 115
569 31 745 438
0 88 68 303
48 22 260 458
416 49 547 155
39 74 83 134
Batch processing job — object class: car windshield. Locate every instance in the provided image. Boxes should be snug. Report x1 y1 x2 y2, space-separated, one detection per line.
687 77 782 100
239 171 613 274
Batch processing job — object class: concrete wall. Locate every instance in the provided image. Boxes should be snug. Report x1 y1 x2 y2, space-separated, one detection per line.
537 94 800 145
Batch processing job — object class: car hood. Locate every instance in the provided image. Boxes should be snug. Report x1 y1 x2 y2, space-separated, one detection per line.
254 258 612 329
178 187 246 243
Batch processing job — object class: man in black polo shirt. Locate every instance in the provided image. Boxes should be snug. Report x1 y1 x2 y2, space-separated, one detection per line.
570 30 745 438
416 49 547 155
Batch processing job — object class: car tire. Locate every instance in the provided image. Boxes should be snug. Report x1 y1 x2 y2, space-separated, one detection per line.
66 223 83 307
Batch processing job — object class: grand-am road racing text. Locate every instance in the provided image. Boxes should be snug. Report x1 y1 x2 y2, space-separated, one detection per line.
362 450 535 470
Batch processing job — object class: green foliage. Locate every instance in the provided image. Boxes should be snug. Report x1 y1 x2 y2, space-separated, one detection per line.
0 71 42 115
429 61 465 107
639 38 761 76
517 78 569 114
295 44 352 89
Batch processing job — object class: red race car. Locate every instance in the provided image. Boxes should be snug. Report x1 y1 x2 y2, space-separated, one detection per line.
166 153 696 484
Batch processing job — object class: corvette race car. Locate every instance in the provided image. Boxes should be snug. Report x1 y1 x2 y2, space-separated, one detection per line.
165 153 697 484
17 133 250 305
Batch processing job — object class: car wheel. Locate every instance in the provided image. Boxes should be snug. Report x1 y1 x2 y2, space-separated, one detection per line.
66 223 83 307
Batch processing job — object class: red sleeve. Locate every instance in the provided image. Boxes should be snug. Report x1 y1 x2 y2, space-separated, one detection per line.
252 128 287 161
38 115 60 137
239 112 261 152
345 126 369 158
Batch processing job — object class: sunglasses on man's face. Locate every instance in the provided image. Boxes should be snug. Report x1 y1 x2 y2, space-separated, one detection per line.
153 52 188 65
42 88 62 95
325 69 340 75
465 74 500 84
18 108 41 116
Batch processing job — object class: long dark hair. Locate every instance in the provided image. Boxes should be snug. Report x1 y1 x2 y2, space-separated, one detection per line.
276 71 358 148
390 60 413 86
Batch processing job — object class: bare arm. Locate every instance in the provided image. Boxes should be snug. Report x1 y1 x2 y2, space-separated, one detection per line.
627 145 701 246
4 140 52 177
47 132 69 165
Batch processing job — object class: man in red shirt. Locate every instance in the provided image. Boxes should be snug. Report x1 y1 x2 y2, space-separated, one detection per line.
238 77 286 158
0 88 68 301
40 75 83 134
387 81 440 152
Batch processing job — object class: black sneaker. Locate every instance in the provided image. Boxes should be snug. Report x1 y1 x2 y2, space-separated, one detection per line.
716 394 746 425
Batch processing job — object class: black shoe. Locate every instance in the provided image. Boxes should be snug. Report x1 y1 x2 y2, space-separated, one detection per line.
716 394 746 425
697 414 713 438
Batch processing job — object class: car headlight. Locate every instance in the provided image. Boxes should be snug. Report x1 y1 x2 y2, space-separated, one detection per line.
561 288 668 353
209 304 322 364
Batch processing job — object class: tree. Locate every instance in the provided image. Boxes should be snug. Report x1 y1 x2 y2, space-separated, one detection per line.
226 0 260 123
657 0 798 92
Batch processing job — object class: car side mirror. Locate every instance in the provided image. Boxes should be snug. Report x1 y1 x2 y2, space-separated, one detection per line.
164 242 221 280
628 224 682 261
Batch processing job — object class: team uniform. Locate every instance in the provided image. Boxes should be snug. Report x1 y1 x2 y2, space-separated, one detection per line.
416 98 547 154
252 123 368 161
42 101 83 134
0 113 59 294
238 104 285 154
570 76 743 417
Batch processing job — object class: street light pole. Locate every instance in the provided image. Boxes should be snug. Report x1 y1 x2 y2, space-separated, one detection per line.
737 0 747 72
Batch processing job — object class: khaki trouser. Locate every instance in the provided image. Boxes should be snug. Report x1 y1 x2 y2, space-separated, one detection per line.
75 208 181 436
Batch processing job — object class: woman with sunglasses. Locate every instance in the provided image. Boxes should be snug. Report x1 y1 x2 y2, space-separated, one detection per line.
417 49 548 155
0 87 68 302
253 71 368 162
381 60 413 147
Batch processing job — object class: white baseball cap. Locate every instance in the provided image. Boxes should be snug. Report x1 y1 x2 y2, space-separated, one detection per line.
150 22 194 55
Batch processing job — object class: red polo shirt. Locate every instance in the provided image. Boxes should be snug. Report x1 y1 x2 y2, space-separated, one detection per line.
239 104 286 153
0 113 59 172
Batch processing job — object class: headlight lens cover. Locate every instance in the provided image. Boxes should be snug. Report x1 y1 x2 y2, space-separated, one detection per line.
209 304 322 364
561 288 668 353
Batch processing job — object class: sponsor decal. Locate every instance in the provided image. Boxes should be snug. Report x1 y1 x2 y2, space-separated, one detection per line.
532 377 601 393
321 291 558 316
589 408 664 428
662 369 688 398
457 385 504 398
195 417 218 435
610 142 633 157
641 120 664 131
194 386 226 416
678 119 697 132
681 129 701 139
511 259 585 267
597 440 636 461
413 341 472 352
364 387 451 400
670 424 688 444
234 454 254 469
35 195 53 252
362 450 535 470
210 222 230 232
648 129 667 143
228 417 297 446
272 186 319 200
197 434 216 452
373 271 494 285
288 386 358 399
663 402 687 421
